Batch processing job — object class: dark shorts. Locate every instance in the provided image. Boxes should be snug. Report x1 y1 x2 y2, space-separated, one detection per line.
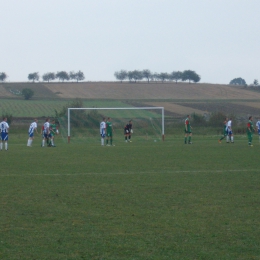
1 132 8 141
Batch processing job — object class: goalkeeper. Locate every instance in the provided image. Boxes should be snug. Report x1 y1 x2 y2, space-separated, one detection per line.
124 120 133 142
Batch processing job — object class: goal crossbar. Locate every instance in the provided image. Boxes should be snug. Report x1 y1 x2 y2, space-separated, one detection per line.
67 107 164 143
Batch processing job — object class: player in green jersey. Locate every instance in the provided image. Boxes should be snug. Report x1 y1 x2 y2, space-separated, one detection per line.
106 117 114 146
49 119 58 147
184 115 192 144
247 116 255 147
218 117 228 143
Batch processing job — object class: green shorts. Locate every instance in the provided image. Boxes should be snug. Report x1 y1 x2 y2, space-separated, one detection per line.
107 131 113 137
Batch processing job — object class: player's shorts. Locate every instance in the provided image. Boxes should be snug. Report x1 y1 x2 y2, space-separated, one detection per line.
1 132 8 141
247 131 253 138
44 133 51 139
28 132 34 138
258 129 260 135
124 129 130 135
107 131 113 137
100 133 106 138
227 129 233 135
184 129 192 134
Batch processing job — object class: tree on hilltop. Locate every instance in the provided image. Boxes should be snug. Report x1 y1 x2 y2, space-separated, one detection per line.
114 70 128 82
127 70 143 83
156 72 170 83
28 72 39 82
70 71 85 82
131 70 143 83
253 79 259 86
75 71 85 82
170 71 183 83
56 71 70 82
42 72 56 83
229 77 246 86
142 69 153 83
0 72 8 82
182 70 201 83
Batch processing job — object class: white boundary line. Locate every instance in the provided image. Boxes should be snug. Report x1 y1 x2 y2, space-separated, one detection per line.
0 169 259 177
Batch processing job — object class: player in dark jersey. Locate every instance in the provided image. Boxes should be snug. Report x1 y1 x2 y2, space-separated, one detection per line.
247 116 255 147
218 117 228 143
184 115 192 144
124 120 133 142
106 117 114 146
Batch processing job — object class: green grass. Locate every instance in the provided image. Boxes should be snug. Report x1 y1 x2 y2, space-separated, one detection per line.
1 133 260 259
0 99 162 118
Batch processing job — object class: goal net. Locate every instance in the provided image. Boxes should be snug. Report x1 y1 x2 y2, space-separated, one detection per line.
57 107 164 144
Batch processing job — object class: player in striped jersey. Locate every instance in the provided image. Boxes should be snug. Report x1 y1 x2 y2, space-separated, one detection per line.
256 118 260 142
42 118 50 147
100 117 106 146
27 119 38 147
227 118 234 143
0 117 9 151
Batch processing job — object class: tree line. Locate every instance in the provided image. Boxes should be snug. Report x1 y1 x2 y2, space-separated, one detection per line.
114 69 201 83
0 71 85 83
29 71 85 83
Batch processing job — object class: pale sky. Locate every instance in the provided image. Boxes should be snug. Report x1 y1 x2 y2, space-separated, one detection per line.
1 0 259 84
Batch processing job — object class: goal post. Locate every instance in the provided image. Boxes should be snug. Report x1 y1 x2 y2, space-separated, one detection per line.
67 107 165 143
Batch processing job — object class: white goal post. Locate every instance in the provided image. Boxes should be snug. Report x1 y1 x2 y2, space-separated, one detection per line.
67 107 165 143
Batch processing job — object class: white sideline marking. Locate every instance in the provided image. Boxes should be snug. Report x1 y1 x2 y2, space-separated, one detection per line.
0 169 259 177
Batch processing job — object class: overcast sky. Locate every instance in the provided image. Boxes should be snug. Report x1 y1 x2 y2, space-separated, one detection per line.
1 0 259 84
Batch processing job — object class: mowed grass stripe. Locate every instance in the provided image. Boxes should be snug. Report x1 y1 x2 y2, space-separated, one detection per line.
1 168 260 177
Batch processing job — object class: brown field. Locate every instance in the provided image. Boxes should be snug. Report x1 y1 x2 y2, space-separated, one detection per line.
0 85 13 97
42 82 260 100
0 83 59 99
1 82 260 100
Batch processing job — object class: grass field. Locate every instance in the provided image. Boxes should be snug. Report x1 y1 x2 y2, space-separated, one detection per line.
1 133 260 259
0 100 137 118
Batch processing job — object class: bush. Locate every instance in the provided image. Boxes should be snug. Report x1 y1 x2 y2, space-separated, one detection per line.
22 88 34 100
191 113 207 127
208 112 227 127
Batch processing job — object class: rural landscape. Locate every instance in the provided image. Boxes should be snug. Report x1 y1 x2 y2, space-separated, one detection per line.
1 81 260 259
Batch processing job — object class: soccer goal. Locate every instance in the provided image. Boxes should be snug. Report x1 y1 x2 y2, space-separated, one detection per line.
59 107 165 143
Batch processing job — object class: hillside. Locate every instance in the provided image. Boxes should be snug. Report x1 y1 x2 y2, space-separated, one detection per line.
1 82 260 100
1 82 260 118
